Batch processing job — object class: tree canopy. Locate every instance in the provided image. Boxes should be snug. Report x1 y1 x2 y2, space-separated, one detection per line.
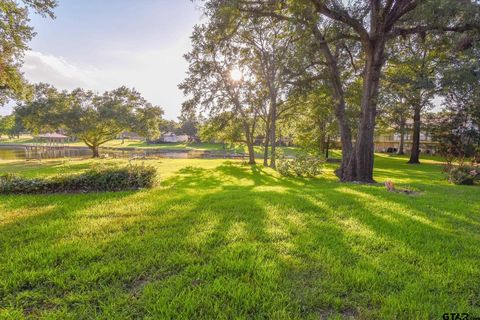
185 0 480 181
0 0 57 105
16 84 164 157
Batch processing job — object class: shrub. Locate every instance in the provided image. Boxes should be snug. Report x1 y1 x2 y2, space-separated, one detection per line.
445 165 480 185
0 164 157 194
277 152 324 177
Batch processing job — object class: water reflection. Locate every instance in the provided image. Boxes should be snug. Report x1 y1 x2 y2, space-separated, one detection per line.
0 146 246 160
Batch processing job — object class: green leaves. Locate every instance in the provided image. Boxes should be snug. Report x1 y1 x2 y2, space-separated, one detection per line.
15 85 164 154
0 0 57 105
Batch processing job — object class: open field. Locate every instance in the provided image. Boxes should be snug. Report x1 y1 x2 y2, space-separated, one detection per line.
1 155 479 319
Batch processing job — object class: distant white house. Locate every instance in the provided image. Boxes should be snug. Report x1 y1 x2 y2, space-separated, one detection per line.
160 132 189 143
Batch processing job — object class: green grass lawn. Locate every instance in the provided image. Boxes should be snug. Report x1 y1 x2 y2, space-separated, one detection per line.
0 155 479 319
0 135 37 145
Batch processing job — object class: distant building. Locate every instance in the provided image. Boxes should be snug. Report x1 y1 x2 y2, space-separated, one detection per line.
278 136 294 146
374 131 438 154
159 132 189 143
375 117 441 154
36 133 69 145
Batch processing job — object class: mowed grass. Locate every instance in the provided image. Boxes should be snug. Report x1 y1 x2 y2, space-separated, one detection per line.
0 155 479 319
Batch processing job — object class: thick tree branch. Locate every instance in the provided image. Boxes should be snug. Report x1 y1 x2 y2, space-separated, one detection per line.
385 0 419 32
310 0 370 46
389 23 480 38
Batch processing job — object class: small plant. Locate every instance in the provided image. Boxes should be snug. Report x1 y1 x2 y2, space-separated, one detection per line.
0 164 157 194
384 179 420 195
385 180 395 191
445 165 480 185
277 151 324 177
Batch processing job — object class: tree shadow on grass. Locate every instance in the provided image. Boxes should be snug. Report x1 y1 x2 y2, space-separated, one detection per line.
174 163 473 318
173 162 480 318
1 161 479 319
323 185 480 316
125 165 361 319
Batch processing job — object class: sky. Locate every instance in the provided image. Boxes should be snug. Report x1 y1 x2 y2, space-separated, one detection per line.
0 0 203 119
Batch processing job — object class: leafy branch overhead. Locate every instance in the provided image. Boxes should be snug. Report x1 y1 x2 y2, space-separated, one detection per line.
0 0 58 104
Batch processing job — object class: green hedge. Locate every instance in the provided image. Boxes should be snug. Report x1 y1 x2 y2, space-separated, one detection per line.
0 165 157 194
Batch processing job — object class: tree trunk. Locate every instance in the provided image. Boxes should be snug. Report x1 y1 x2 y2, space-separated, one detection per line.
344 42 385 183
310 24 353 180
408 105 421 164
263 122 270 167
240 119 256 165
247 142 256 165
318 120 326 155
325 135 330 159
269 103 277 169
89 145 100 158
263 139 269 166
398 120 405 155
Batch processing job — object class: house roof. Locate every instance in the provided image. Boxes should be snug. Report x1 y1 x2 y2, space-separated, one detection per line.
37 133 68 139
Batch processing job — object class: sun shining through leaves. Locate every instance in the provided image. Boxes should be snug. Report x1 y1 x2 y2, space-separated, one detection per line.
230 67 243 81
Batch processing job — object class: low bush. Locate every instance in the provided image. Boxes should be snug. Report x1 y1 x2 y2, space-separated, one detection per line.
445 165 480 185
277 152 325 177
0 164 157 194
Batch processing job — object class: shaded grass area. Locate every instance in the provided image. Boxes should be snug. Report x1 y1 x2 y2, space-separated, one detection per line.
0 156 479 319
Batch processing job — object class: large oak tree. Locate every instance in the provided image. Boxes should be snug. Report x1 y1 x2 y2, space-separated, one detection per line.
203 0 480 182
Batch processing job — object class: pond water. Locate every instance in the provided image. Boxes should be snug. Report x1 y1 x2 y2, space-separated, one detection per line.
0 145 245 161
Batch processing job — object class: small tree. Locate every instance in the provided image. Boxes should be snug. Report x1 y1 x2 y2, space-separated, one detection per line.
0 115 14 138
288 87 337 158
134 104 164 142
433 111 480 165
199 112 245 148
178 111 201 138
436 40 480 164
180 24 261 164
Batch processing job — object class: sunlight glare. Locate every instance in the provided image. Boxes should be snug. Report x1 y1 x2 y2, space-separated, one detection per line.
230 68 243 81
